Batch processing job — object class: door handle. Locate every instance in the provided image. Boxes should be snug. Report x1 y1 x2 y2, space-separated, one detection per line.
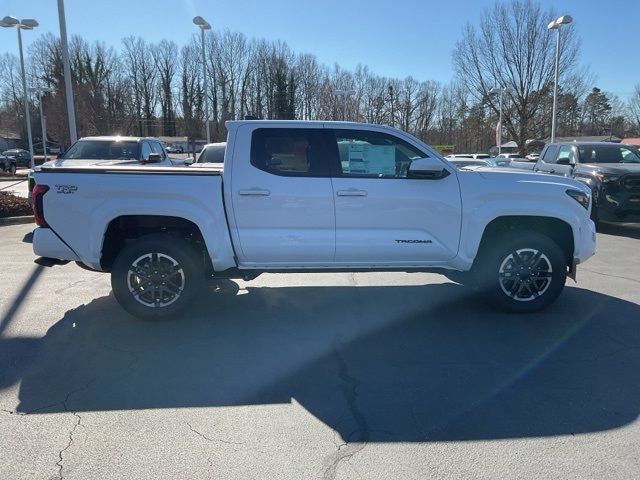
336 189 367 197
549 169 556 174
238 189 270 196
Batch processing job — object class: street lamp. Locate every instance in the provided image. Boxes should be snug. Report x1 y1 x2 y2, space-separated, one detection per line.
193 16 211 144
30 86 54 162
335 89 355 121
488 86 509 155
548 15 573 143
57 0 78 144
1 15 38 168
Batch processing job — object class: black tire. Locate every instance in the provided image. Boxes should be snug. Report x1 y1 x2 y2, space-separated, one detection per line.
475 231 567 313
111 234 204 320
9 163 16 175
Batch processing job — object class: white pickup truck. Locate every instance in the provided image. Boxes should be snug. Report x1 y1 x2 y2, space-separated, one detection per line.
31 121 596 319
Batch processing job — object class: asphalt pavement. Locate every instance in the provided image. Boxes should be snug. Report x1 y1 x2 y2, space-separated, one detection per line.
1 222 639 479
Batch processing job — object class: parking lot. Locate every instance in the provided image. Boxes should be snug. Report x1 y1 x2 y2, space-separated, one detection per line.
1 222 639 479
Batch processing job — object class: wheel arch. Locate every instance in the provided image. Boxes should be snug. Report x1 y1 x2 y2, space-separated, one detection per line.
475 216 574 269
100 215 209 271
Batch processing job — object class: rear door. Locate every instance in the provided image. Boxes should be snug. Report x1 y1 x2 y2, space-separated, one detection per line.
329 128 462 265
229 125 336 266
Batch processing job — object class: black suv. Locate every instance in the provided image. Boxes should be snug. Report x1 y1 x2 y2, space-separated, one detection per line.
535 142 640 224
1 149 32 172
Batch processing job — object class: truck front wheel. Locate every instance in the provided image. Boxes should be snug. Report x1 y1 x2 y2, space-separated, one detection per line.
111 234 204 320
477 231 567 313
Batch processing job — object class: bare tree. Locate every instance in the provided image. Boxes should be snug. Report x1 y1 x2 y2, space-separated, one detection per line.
179 42 203 152
627 85 640 135
453 0 580 153
153 39 179 136
122 37 158 136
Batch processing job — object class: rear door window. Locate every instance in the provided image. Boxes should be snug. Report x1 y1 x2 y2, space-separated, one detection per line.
250 128 334 177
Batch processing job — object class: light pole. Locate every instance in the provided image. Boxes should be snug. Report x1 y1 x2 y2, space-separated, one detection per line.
1 16 38 168
193 16 211 144
548 15 573 143
334 89 355 121
30 86 53 162
57 0 77 144
489 86 509 155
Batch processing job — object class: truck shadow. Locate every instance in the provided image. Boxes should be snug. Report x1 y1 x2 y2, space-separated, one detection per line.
598 222 640 240
2 282 639 442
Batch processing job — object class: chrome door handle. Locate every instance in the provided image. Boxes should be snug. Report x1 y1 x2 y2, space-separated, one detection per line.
337 189 367 197
239 189 270 196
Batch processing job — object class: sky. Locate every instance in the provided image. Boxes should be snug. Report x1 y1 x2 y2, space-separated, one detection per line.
1 0 638 99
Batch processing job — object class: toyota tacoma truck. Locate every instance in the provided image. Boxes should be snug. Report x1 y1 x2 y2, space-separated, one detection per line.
31 121 596 319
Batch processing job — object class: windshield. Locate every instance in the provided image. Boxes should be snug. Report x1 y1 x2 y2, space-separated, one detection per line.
578 145 640 164
197 145 226 163
61 140 139 160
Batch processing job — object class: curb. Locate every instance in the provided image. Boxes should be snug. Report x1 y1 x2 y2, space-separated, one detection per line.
0 216 34 226
0 177 27 182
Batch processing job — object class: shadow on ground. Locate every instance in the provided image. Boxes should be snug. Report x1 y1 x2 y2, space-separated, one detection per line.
1 281 639 442
598 222 640 240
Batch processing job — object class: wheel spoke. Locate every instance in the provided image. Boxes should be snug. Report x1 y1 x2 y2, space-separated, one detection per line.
528 251 542 267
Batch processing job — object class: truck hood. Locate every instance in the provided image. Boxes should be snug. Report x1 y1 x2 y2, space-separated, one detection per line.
577 164 640 175
468 166 590 194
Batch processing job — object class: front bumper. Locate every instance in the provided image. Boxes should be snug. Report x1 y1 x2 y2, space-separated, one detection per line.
574 219 596 265
598 185 640 223
33 227 79 262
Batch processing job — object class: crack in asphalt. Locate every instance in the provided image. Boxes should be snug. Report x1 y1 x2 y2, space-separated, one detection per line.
55 409 82 480
322 349 369 480
187 422 245 446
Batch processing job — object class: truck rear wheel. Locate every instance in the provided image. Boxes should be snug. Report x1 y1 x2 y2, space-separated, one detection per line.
477 231 567 313
111 234 204 320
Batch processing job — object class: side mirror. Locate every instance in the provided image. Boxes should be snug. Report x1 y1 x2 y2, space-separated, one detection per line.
146 152 162 163
408 157 450 179
184 156 195 165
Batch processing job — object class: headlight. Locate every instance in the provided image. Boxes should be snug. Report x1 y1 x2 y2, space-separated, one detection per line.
595 173 621 183
566 189 590 210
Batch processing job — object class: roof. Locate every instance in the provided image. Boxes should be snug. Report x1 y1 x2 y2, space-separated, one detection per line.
621 137 640 146
546 135 621 143
550 141 627 147
79 136 159 142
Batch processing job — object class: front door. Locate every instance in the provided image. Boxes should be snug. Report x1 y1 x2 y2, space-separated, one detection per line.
328 128 462 265
230 126 336 266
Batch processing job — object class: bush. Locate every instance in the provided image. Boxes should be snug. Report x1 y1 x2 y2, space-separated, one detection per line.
0 191 32 218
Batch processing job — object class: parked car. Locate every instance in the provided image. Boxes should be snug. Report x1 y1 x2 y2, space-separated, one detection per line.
534 142 640 224
447 158 491 168
0 152 18 174
498 153 524 159
485 157 512 167
27 136 183 203
445 153 491 160
509 158 536 171
31 120 595 319
195 142 226 164
2 149 31 168
526 153 540 161
166 144 184 154
52 136 180 166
